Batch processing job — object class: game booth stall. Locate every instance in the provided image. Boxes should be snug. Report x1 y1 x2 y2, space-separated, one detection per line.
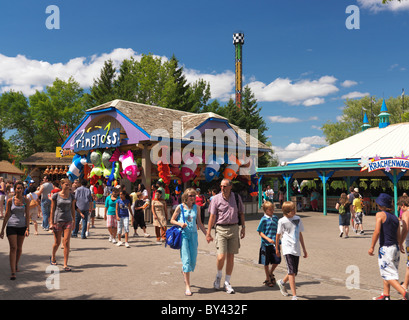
60 99 271 220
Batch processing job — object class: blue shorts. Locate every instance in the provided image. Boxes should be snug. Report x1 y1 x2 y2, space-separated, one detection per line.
259 244 281 266
339 212 351 226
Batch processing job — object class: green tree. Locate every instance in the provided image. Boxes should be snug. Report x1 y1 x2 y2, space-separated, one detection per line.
323 95 408 144
0 90 37 158
0 130 10 161
85 59 117 108
87 54 212 113
0 78 86 160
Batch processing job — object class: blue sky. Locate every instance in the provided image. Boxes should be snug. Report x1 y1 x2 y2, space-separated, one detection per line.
1 0 409 162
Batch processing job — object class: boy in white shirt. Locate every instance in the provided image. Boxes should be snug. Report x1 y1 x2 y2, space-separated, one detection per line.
275 201 308 300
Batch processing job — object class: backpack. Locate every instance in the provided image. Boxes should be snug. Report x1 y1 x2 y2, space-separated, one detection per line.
339 204 346 215
234 192 243 225
165 204 185 250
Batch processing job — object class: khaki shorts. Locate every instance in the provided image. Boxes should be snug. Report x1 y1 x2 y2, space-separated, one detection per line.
215 224 240 254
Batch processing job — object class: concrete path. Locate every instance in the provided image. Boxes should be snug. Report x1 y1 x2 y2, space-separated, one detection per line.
0 208 407 301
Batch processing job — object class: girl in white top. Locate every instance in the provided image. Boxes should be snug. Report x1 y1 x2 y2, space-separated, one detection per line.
26 186 40 235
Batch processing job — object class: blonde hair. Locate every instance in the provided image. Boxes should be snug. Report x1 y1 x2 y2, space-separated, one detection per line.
60 178 71 186
282 201 295 215
339 193 349 205
262 201 274 212
181 188 197 204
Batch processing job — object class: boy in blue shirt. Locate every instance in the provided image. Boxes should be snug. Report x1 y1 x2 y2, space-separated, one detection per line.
257 201 281 287
116 191 133 248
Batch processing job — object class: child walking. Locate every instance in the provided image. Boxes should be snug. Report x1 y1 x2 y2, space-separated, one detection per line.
116 191 132 248
131 192 150 238
368 193 408 300
276 201 307 300
257 201 281 287
352 192 364 234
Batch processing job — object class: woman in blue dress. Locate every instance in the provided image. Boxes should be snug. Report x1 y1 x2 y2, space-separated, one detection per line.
170 188 208 296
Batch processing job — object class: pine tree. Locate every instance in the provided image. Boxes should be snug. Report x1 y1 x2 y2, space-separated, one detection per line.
85 59 116 107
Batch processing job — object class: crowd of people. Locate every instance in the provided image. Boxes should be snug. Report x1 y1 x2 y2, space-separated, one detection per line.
0 176 408 300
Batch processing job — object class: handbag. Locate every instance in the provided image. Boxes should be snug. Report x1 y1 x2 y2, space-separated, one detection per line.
29 193 38 208
165 204 185 249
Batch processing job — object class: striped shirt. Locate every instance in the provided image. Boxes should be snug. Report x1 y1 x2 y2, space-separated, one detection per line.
257 214 279 246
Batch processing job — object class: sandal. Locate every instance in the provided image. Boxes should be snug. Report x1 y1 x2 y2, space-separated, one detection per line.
263 280 274 287
10 273 16 280
270 274 277 286
185 290 192 296
63 266 71 272
49 256 57 265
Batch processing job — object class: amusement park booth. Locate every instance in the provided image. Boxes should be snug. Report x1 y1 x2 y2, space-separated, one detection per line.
60 99 270 220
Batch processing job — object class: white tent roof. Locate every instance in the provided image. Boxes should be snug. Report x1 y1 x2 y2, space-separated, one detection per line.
291 122 409 164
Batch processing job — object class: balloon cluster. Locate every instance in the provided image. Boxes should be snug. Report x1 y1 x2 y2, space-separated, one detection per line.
66 148 140 197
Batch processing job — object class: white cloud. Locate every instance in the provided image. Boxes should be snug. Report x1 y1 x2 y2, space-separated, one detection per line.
300 136 327 145
183 68 235 101
0 48 341 107
268 116 302 123
303 97 325 106
358 0 409 12
268 115 319 124
0 48 235 101
0 48 149 96
341 91 370 99
341 80 358 88
272 135 328 162
247 75 338 106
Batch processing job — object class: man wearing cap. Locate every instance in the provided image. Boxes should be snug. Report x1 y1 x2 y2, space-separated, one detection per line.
24 180 36 196
368 193 409 300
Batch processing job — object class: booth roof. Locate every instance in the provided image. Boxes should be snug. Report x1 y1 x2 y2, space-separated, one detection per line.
0 160 24 175
21 152 72 166
86 99 271 152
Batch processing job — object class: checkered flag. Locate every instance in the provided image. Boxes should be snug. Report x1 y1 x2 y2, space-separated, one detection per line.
233 33 244 44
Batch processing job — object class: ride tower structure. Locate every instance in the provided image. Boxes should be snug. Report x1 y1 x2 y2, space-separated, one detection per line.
233 32 244 109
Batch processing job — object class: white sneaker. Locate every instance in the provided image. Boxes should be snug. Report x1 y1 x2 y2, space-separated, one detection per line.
112 239 117 244
144 233 150 238
125 242 130 248
116 241 123 247
225 282 235 294
277 279 289 296
213 276 222 290
292 296 298 300
108 236 112 242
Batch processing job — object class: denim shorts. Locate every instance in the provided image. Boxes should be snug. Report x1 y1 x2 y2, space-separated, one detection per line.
117 216 129 234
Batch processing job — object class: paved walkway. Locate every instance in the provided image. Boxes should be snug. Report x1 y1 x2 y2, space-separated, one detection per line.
0 208 407 301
